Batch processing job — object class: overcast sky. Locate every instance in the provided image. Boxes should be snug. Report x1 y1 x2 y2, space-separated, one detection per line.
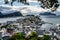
58 0 60 2
0 0 60 2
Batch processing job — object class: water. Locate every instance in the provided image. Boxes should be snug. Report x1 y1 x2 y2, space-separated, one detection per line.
0 12 59 30
0 17 21 23
40 15 60 25
0 15 60 24
39 15 60 30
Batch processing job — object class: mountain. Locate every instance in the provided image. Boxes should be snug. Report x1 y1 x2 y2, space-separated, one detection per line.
0 11 23 18
40 12 56 15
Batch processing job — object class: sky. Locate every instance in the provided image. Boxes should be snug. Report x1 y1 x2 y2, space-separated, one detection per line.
0 0 60 15
58 0 60 2
0 0 50 15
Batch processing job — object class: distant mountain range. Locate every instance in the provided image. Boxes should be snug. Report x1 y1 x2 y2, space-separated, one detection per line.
0 6 23 18
0 11 23 18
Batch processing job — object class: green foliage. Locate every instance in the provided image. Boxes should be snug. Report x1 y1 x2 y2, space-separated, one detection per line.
23 16 41 26
11 0 16 6
4 0 27 6
0 24 16 29
4 0 9 4
18 0 29 5
18 0 26 3
4 0 59 11
0 24 8 29
7 32 25 40
38 0 59 11
38 0 59 8
31 31 38 37
8 25 17 29
41 35 51 40
48 0 59 8
26 31 38 40
38 37 42 40
0 39 1 40
29 37 37 40
7 32 51 40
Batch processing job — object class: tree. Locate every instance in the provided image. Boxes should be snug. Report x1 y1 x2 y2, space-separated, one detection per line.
4 0 59 11
0 39 1 40
0 24 8 29
38 0 59 11
18 0 29 5
11 0 16 6
4 0 28 6
41 35 51 40
26 31 38 40
4 0 9 4
18 0 26 3
7 32 26 40
7 32 51 40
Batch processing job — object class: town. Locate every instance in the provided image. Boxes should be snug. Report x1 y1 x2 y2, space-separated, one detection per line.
0 0 60 40
0 15 60 40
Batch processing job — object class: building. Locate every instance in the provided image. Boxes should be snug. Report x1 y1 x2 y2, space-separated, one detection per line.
0 32 2 38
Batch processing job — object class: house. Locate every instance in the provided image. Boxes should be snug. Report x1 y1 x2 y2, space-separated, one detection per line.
56 31 60 40
0 32 2 38
2 36 10 40
37 30 45 37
